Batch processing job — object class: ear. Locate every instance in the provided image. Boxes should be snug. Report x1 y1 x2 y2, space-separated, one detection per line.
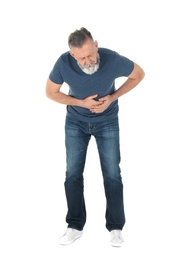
94 41 98 48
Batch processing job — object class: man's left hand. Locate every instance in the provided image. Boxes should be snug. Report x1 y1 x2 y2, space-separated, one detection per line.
89 95 112 113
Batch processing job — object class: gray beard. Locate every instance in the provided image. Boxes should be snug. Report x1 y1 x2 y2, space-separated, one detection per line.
78 54 100 75
81 63 99 74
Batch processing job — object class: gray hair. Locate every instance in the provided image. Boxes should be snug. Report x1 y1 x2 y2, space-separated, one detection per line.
68 27 94 49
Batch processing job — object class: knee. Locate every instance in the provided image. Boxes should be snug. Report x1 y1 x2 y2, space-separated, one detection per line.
65 173 83 183
104 175 123 184
102 164 122 182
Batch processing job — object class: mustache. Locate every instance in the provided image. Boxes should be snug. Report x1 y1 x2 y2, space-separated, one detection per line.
82 61 97 69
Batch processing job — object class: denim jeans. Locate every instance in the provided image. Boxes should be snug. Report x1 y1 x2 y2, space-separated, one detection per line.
64 116 125 231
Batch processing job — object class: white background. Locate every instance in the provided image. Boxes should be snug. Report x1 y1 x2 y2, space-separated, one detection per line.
0 0 176 259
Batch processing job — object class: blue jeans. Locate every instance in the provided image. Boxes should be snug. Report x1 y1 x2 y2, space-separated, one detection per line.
64 116 125 231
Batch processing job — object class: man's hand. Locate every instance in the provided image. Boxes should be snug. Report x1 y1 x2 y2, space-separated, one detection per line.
90 95 112 113
82 94 103 109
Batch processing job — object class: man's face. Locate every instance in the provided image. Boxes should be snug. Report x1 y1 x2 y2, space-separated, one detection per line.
70 38 99 74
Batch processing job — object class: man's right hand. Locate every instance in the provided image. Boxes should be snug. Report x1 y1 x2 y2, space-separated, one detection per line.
82 94 103 110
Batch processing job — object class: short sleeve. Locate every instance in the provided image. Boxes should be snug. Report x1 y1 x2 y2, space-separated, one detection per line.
49 57 64 84
114 52 134 77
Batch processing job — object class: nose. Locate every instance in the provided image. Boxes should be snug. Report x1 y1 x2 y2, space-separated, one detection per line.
84 57 90 65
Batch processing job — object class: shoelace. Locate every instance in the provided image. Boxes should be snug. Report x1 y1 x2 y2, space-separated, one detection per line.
112 230 122 239
65 228 77 239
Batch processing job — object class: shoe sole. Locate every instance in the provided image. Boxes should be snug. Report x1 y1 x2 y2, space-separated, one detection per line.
111 241 124 247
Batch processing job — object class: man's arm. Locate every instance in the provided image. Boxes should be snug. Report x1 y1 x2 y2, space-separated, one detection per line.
110 63 145 101
90 63 145 113
46 78 103 108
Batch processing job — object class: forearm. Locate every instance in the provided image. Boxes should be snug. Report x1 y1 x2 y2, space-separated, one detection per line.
110 78 141 102
46 89 103 109
110 63 145 102
47 90 83 106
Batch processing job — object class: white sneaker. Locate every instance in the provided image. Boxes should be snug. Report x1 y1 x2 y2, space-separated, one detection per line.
59 228 83 245
110 230 124 247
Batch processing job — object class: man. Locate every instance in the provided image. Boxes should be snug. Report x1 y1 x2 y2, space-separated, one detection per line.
46 27 145 246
